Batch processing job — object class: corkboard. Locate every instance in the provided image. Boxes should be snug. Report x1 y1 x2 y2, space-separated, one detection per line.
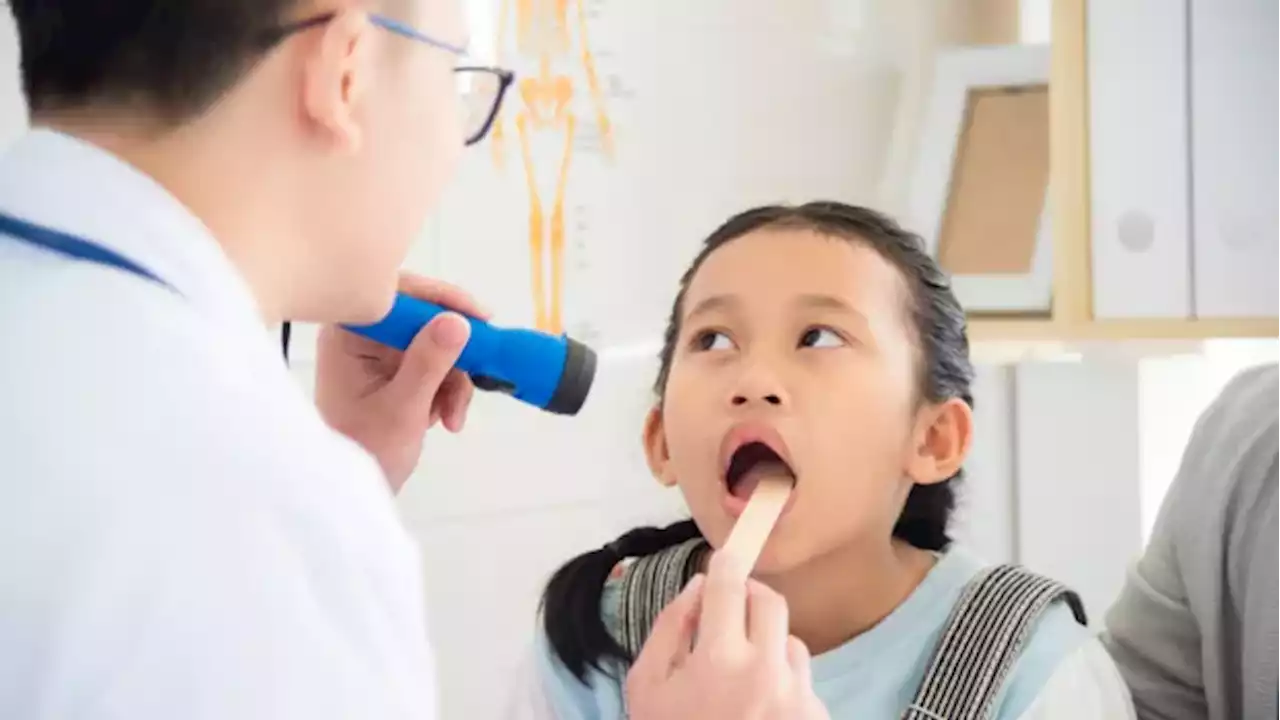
937 85 1050 276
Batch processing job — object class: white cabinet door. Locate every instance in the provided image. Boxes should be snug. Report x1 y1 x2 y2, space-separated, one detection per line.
1189 0 1279 318
1087 0 1192 319
1013 360 1143 623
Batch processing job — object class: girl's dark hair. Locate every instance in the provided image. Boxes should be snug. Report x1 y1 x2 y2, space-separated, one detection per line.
541 202 975 681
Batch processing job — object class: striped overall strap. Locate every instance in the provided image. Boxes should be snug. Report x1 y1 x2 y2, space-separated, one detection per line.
614 537 709 660
902 564 1088 720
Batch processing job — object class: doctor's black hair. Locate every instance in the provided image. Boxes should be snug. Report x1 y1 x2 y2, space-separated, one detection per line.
540 201 975 682
9 0 297 123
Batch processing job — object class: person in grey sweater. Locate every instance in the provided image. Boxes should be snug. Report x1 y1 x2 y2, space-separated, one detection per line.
1103 362 1278 720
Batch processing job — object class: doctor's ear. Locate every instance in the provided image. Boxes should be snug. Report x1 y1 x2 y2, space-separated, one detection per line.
301 11 374 153
642 406 678 488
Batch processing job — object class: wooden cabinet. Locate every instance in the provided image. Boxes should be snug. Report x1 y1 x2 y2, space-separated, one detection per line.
968 0 1277 341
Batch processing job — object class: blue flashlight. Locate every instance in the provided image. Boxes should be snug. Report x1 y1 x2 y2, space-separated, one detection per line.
343 293 597 416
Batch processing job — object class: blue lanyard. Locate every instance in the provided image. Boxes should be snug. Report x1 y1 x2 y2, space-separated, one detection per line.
0 210 175 292
0 210 296 359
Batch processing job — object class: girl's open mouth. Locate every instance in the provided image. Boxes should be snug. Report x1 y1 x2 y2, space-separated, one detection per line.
719 425 798 518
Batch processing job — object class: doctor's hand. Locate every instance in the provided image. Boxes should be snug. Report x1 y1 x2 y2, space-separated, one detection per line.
315 275 488 493
625 553 830 720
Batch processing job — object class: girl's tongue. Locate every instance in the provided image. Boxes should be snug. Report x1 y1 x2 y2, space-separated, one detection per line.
731 461 795 499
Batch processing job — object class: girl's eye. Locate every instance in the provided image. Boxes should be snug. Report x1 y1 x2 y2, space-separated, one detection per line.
693 330 735 352
799 327 845 349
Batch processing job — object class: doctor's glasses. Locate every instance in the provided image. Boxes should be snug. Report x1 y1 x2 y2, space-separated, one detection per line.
263 13 515 147
453 65 514 147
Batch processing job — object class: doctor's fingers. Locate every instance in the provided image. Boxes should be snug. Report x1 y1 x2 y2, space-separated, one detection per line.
746 581 791 662
786 636 814 687
433 368 475 432
398 274 492 321
692 550 753 659
627 575 705 690
388 312 471 413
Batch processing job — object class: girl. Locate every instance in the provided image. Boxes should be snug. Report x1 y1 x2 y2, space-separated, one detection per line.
514 202 1134 718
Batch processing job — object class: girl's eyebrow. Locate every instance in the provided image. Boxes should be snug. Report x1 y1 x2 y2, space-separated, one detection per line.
795 293 871 325
795 293 852 313
685 294 739 322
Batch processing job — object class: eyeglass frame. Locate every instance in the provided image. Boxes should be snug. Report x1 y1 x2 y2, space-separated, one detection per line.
261 13 515 147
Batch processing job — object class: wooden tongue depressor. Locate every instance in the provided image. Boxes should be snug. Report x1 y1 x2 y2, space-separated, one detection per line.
719 471 794 577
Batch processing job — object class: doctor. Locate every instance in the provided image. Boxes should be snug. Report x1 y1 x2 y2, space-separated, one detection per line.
0 1 825 719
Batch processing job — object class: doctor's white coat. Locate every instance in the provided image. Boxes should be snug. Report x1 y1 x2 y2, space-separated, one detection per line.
0 130 439 719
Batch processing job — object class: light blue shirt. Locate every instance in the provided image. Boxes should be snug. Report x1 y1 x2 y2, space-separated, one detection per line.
532 547 1092 718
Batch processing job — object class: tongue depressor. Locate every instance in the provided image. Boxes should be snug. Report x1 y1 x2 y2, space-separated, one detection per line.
720 472 793 575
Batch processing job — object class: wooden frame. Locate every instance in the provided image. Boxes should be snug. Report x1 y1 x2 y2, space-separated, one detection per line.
908 43 1053 315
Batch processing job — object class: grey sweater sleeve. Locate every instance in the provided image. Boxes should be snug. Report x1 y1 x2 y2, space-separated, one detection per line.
1102 507 1206 718
1102 363 1278 720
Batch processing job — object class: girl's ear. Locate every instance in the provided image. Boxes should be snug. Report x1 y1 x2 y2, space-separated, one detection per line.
642 406 679 487
905 397 973 485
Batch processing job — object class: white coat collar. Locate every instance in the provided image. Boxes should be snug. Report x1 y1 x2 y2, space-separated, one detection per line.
0 128 266 338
